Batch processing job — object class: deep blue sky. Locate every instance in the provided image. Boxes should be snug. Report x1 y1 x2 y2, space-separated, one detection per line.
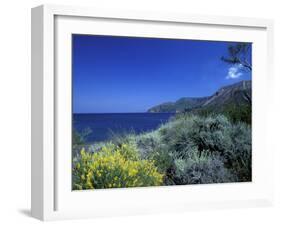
73 35 251 113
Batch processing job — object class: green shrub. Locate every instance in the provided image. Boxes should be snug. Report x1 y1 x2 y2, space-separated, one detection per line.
146 145 177 185
159 115 194 159
135 131 162 157
73 128 92 146
157 114 251 183
72 143 163 190
159 114 232 158
173 151 236 184
109 130 137 147
134 131 177 185
185 104 252 125
223 104 252 125
72 128 92 157
225 123 252 181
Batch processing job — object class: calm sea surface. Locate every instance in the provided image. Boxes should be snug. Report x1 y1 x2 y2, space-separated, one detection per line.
73 113 175 143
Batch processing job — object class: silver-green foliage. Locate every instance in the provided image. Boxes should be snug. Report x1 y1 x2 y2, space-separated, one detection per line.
155 114 251 183
135 131 176 184
159 115 234 158
173 151 237 184
226 123 252 181
135 131 162 158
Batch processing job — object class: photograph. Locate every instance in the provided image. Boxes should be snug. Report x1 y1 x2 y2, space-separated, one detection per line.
71 34 252 190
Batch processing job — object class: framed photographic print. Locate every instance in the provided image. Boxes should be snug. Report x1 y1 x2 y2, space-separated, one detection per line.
31 4 274 221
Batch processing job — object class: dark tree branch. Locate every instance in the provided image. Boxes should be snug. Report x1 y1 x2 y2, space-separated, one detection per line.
221 43 252 71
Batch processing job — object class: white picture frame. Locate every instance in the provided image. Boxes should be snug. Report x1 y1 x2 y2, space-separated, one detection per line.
31 4 274 221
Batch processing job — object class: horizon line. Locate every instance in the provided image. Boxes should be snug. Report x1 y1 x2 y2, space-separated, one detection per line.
73 79 251 114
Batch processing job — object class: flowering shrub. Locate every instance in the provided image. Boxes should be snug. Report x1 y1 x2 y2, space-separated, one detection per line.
72 113 251 188
73 143 163 190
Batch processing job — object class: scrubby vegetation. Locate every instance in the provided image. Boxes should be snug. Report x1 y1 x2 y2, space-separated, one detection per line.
193 104 251 125
72 143 163 190
73 113 251 190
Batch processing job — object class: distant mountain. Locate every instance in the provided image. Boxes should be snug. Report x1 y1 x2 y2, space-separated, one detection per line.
147 80 251 113
147 97 209 113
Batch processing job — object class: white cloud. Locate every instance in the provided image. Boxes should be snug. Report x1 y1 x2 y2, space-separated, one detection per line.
226 64 243 79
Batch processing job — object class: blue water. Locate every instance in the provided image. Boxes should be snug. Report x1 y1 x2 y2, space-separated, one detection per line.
73 113 175 143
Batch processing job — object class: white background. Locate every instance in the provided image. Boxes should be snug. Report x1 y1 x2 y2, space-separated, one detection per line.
0 0 280 225
55 15 270 216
